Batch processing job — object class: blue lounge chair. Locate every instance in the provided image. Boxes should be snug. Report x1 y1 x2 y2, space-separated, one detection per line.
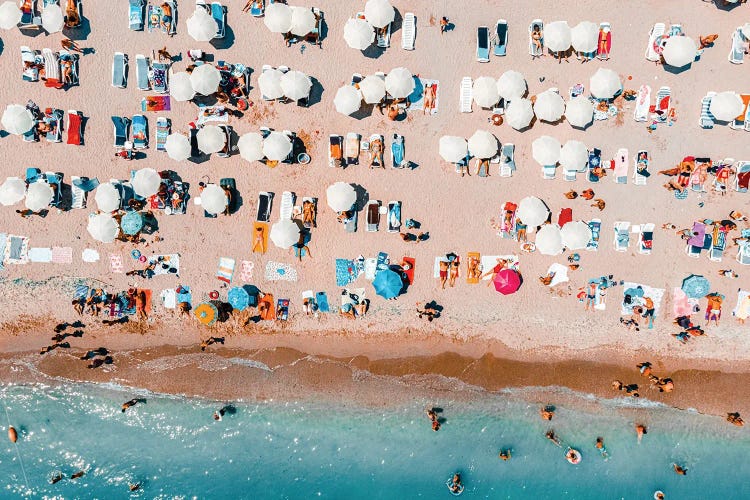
19 0 38 28
151 62 168 94
587 219 601 251
250 0 264 17
391 134 405 168
25 167 41 184
494 20 508 56
112 52 127 88
387 201 401 233
129 0 145 31
588 148 602 182
477 26 490 62
132 115 148 149
111 116 131 147
136 54 150 91
44 172 62 208
211 2 226 39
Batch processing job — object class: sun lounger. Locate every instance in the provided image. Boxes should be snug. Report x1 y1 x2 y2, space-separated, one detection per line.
250 0 263 17
401 12 416 50
64 109 83 146
366 200 380 232
655 86 670 122
19 0 39 29
377 21 391 48
477 26 490 62
466 252 481 284
135 54 150 91
57 50 79 86
710 230 727 262
300 197 316 229
730 94 750 130
500 143 515 177
21 46 40 82
597 22 611 60
700 92 716 129
460 76 473 113
613 221 630 251
217 257 235 285
215 124 231 158
112 52 127 88
729 27 745 64
494 19 508 56
151 62 168 94
588 148 602 182
633 150 649 186
613 148 628 184
645 22 665 61
279 191 295 220
633 85 651 122
131 114 148 149
44 172 62 208
387 201 401 233
344 210 357 233
111 116 130 147
155 117 170 152
70 175 90 209
25 167 41 185
43 108 63 143
345 132 360 165
738 240 750 265
254 191 272 222
64 0 81 28
129 0 145 30
391 133 405 168
303 7 323 47
42 48 60 82
500 202 517 238
211 2 226 38
734 161 750 192
542 164 556 180
586 219 601 251
328 134 343 167
636 223 654 255
529 19 543 58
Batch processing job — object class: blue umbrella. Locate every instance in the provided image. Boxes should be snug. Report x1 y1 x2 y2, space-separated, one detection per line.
121 211 144 235
681 274 710 299
373 269 403 299
228 286 250 311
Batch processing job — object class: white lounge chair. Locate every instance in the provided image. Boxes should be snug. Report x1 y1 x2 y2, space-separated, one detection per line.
563 167 576 182
529 19 544 58
613 221 630 252
112 52 127 88
460 77 473 113
614 148 628 184
21 46 40 82
737 241 750 265
645 23 665 62
279 191 295 220
499 143 514 177
70 175 86 209
42 48 60 82
366 200 380 232
401 12 415 50
729 27 745 64
542 164 556 180
633 85 651 122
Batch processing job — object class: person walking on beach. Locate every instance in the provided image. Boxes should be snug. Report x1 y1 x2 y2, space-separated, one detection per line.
61 38 82 53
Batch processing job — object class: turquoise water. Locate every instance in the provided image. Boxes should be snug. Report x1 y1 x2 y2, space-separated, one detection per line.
1 383 749 499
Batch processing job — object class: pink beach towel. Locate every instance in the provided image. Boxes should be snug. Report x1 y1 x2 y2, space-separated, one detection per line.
673 288 692 317
51 247 72 264
109 253 124 273
239 260 254 282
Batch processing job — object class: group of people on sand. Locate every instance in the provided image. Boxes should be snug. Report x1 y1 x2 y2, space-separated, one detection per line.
564 189 606 211
438 255 462 289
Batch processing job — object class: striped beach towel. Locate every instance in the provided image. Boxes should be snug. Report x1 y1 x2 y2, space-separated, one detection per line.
217 257 235 284
239 260 254 282
109 253 124 273
265 261 298 282
51 247 73 264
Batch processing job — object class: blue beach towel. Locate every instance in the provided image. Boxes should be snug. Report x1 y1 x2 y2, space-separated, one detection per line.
75 284 89 299
376 252 389 270
335 259 356 287
315 292 330 313
176 286 192 306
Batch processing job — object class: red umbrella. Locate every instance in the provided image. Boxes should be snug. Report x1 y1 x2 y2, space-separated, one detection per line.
493 269 521 295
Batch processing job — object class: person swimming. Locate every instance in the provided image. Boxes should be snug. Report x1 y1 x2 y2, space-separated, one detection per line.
449 473 462 493
121 398 142 413
498 449 511 461
545 429 561 447
673 463 688 476
636 424 647 443
540 405 555 420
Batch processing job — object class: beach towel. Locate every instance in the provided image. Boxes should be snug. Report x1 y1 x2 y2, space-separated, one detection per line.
335 258 357 286
29 248 53 263
82 249 100 263
433 256 450 278
5 236 29 265
364 258 377 281
546 263 569 287
259 293 276 320
734 290 750 321
342 288 366 307
265 261 298 282
277 299 290 321
149 254 180 276
402 257 415 284
176 285 192 307
109 253 124 273
672 288 694 318
480 255 520 279
621 282 665 316
196 105 230 125
466 252 480 284
51 246 72 264
252 222 269 254
407 78 439 115
75 284 89 299
239 261 255 282
138 289 153 315
141 96 171 112
217 257 235 284
160 288 177 309
316 291 330 313
0 234 6 271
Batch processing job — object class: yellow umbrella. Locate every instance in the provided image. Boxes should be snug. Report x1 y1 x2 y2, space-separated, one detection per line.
194 302 218 325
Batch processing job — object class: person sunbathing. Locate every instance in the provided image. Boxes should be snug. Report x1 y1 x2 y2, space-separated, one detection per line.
65 0 79 27
673 464 688 476
476 158 490 176
369 139 384 168
598 28 609 54
581 189 595 200
480 258 507 287
699 34 718 48
727 412 744 427
161 3 172 32
564 190 578 199
591 199 606 211
302 201 316 227
448 260 460 287
540 406 554 420
531 25 543 51
467 255 480 280
20 0 32 14
251 226 266 253
423 84 436 114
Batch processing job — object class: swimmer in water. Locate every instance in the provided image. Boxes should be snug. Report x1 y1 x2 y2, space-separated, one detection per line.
50 472 64 484
540 405 555 420
71 470 85 479
449 473 462 493
129 483 141 491
673 463 688 475
545 429 561 446
636 424 647 443
121 398 143 413
498 449 511 461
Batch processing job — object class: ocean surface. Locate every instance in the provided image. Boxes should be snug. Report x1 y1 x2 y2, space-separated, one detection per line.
1 382 749 499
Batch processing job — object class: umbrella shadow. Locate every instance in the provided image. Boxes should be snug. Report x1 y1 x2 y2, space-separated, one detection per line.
64 6 92 41
663 64 692 75
350 103 375 120
712 0 742 10
307 77 324 107
211 25 235 50
351 184 370 212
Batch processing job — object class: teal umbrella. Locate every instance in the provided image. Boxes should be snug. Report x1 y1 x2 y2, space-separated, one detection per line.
373 269 403 299
681 274 710 299
121 211 144 235
228 286 250 311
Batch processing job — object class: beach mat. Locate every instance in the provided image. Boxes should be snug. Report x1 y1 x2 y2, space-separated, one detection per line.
466 252 480 284
29 247 52 263
481 255 520 279
141 96 171 112
546 263 569 287
109 253 123 273
621 282 665 316
259 293 276 320
217 257 235 284
402 257 415 284
176 286 192 306
265 261 298 282
149 254 180 276
407 77 439 115
51 246 72 264
160 288 177 309
239 260 255 282
316 292 330 313
5 236 29 265
335 258 357 286
734 290 750 321
252 222 269 254
82 249 100 263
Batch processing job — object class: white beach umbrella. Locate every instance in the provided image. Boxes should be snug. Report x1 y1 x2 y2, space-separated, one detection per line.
742 23 750 39
439 136 468 163
258 68 285 100
189 64 221 95
165 133 191 161
326 182 356 211
270 219 300 249
497 70 527 100
197 125 225 154
560 140 589 172
344 18 374 50
263 132 293 161
467 130 498 159
571 21 598 53
280 70 312 101
41 4 64 32
0 1 21 29
532 136 561 166
517 196 549 227
237 132 264 162
364 0 395 28
472 77 499 108
561 221 592 250
545 21 571 52
536 225 564 255
505 98 534 130
662 36 697 68
534 90 566 122
25 182 53 211
710 91 744 121
290 6 316 36
87 214 119 243
0 177 25 206
186 8 218 41
565 97 594 128
2 104 34 135
264 2 292 33
170 72 195 102
334 85 362 115
385 67 414 99
359 75 386 104
94 182 121 213
201 184 228 215
132 168 161 198
590 68 621 99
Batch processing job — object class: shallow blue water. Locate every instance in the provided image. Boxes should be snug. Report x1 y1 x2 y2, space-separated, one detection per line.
1 383 749 499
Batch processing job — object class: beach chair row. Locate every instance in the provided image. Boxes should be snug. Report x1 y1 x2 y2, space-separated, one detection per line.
22 105 82 145
111 53 169 93
328 133 406 169
699 91 750 131
21 47 79 89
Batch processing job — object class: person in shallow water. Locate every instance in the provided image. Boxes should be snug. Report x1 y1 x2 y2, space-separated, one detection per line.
498 449 511 461
449 473 462 493
122 398 144 413
673 463 688 475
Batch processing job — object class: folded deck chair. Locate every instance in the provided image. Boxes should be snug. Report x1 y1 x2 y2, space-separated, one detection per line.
135 54 149 91
529 20 544 58
700 92 716 129
112 52 127 88
587 219 601 251
67 110 82 145
129 0 145 30
645 23 665 61
633 85 651 122
328 135 343 167
217 257 235 284
300 197 317 229
387 201 401 233
279 191 295 220
256 191 272 222
151 62 168 94
477 26 490 62
345 133 360 165
494 19 508 56
211 2 227 39
401 12 416 50
377 22 391 48
613 221 630 251
366 200 380 232
155 117 170 151
131 114 148 149
21 46 40 82
111 116 131 147
391 134 405 168
42 48 60 82
597 22 611 60
500 143 514 177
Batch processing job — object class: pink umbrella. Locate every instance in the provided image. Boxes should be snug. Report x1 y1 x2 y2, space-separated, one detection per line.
493 269 521 295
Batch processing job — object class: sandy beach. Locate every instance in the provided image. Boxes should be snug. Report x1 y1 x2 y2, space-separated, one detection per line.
1 0 750 422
